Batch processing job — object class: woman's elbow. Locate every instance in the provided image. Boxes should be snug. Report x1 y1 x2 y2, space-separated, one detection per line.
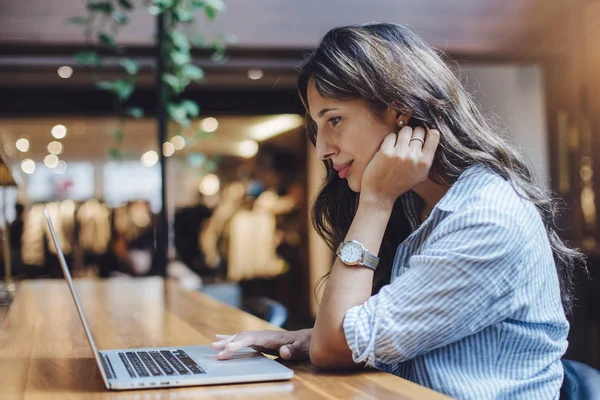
309 340 356 370
309 342 334 369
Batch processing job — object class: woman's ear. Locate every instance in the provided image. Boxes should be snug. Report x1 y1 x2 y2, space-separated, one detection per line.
396 111 412 128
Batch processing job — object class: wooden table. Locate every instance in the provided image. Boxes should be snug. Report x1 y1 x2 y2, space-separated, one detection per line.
0 277 449 399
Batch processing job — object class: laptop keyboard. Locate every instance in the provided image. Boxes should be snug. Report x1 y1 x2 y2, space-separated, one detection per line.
118 349 206 378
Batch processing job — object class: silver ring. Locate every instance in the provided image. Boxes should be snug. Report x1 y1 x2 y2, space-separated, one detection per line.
409 137 425 145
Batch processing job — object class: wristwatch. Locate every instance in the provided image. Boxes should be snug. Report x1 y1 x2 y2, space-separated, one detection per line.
336 239 379 271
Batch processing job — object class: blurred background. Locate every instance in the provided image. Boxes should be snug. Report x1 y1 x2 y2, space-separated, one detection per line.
0 0 598 368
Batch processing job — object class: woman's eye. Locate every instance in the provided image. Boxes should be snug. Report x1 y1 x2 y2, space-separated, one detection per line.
328 117 341 126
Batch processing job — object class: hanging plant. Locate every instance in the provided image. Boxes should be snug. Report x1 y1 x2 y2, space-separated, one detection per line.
67 0 233 159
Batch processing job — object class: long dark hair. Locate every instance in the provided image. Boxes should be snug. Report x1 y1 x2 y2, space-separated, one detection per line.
299 23 584 313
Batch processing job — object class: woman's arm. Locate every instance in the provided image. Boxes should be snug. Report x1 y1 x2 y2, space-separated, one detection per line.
311 127 439 369
310 202 391 368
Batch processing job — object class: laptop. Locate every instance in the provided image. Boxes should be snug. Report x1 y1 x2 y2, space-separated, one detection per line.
44 209 294 390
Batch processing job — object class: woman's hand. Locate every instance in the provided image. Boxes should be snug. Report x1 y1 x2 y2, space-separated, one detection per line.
211 329 312 360
360 126 439 208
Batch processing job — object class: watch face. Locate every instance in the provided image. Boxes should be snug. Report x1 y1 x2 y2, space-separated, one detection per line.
340 241 363 264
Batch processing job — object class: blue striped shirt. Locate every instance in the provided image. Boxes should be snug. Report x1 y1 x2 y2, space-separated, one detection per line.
343 164 568 399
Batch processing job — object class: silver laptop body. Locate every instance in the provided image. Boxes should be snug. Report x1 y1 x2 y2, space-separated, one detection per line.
45 209 294 390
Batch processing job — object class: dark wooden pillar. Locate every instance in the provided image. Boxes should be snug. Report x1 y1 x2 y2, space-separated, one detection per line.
542 0 600 368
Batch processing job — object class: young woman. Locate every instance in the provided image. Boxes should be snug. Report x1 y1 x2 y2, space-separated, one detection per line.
212 23 582 399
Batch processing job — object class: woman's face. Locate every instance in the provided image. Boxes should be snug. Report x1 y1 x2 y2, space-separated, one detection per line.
307 79 400 192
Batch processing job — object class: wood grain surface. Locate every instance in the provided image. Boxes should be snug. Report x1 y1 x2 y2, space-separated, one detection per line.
0 277 449 399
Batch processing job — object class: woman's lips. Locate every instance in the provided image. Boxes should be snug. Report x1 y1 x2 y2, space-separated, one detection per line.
334 161 353 179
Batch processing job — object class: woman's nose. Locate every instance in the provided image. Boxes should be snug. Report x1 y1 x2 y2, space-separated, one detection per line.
315 132 337 160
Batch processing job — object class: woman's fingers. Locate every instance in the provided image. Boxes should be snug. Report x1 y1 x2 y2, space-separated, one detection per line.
395 125 413 149
380 132 398 153
422 129 440 161
408 126 426 152
216 334 259 359
212 330 294 360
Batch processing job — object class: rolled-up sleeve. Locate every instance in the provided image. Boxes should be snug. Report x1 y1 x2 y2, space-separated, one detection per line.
343 206 524 367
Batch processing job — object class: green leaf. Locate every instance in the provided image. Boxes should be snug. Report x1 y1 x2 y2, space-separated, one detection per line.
180 100 200 118
182 64 204 81
96 80 134 101
108 147 121 160
162 73 182 93
74 51 102 66
87 2 114 14
190 33 206 47
126 106 144 118
121 58 139 75
113 129 124 143
112 80 135 101
98 33 120 51
204 6 216 20
174 7 193 22
170 31 190 51
117 0 133 10
168 104 191 127
66 16 88 25
114 11 129 25
148 5 162 15
95 80 115 92
153 0 174 8
210 50 227 64
202 0 225 20
170 51 191 66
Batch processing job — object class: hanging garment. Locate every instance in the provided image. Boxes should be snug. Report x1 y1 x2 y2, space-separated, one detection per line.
226 208 285 282
21 204 46 266
77 199 111 255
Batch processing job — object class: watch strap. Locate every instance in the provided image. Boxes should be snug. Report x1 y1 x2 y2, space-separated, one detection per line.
361 251 379 271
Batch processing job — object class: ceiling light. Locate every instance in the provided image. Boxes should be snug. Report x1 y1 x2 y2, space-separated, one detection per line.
57 66 73 79
141 150 159 167
55 161 68 174
15 138 30 152
171 135 186 150
201 117 219 132
238 140 259 158
163 142 175 157
51 124 67 139
21 159 35 174
199 174 220 196
44 154 59 169
47 141 63 155
249 114 303 141
247 69 263 80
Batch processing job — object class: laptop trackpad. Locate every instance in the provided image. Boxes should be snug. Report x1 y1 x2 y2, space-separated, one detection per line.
204 350 267 363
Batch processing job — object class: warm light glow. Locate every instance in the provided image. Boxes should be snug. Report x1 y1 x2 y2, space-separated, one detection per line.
55 161 68 174
51 124 67 139
163 142 175 157
171 135 186 150
199 174 220 196
247 69 263 80
201 117 219 132
238 140 259 158
15 138 30 152
44 154 59 169
249 115 303 141
47 141 63 155
57 65 73 79
141 150 159 167
21 159 35 174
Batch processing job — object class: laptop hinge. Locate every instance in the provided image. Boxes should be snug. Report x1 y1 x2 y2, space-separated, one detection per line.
99 352 116 380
